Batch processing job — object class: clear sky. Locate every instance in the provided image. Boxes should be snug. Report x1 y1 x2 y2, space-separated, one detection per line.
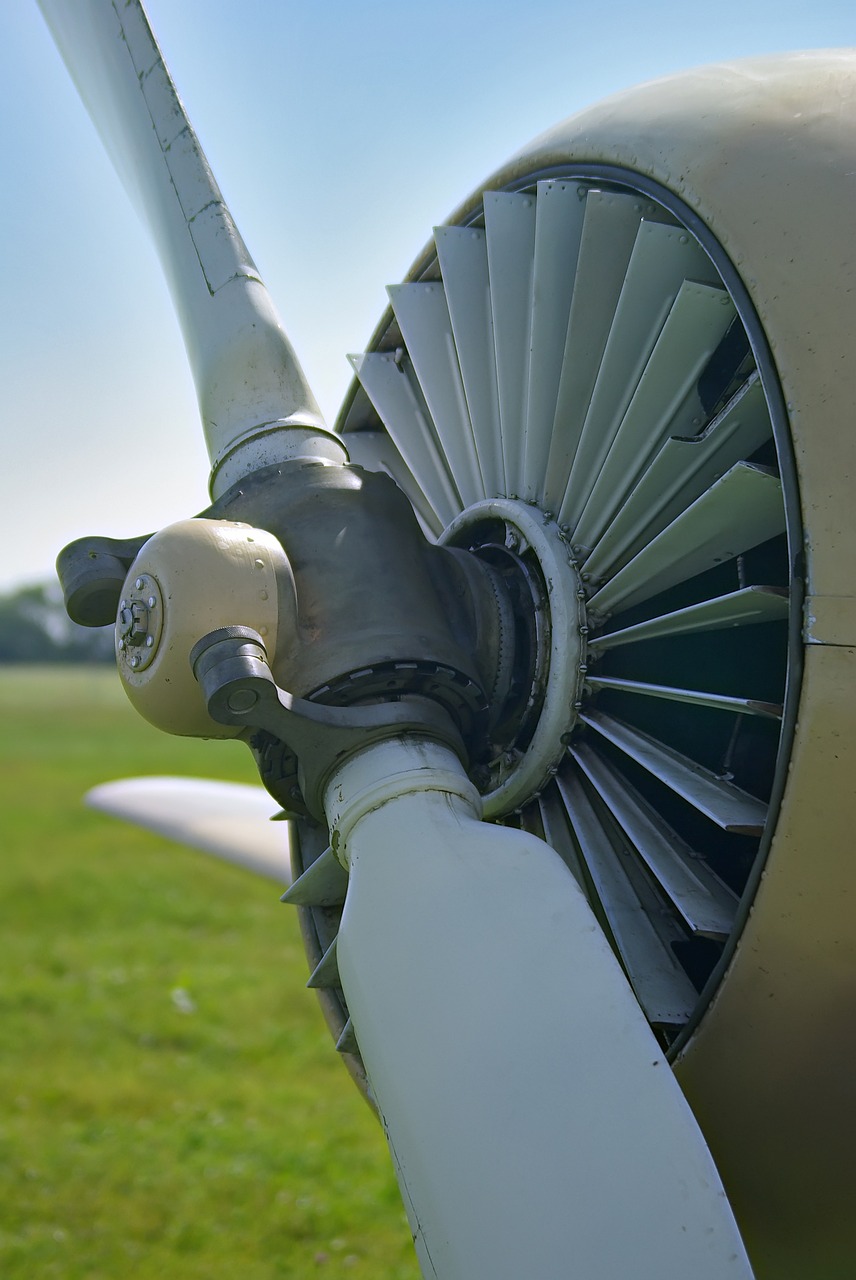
2 1 854 592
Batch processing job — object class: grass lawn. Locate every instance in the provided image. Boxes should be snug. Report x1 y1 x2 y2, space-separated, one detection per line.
0 666 418 1279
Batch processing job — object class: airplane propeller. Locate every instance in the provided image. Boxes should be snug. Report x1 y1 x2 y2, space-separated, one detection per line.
40 2 856 1277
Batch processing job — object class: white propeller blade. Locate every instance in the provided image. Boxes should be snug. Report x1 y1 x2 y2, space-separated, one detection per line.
325 737 754 1280
86 777 290 883
37 0 343 495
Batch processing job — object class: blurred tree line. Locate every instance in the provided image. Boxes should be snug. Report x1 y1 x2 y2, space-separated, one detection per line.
0 581 113 664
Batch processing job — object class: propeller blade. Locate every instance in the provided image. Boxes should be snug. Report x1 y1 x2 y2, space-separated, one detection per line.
86 777 291 883
37 0 343 494
325 737 754 1280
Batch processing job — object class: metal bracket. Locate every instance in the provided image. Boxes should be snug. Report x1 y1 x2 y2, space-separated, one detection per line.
57 532 155 626
190 627 466 820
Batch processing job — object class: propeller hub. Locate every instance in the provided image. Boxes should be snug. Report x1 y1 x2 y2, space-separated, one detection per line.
113 518 293 738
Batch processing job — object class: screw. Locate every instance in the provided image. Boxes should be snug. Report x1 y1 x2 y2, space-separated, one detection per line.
147 596 156 608
118 639 125 651
135 578 144 590
578 664 588 674
130 655 140 669
579 625 589 636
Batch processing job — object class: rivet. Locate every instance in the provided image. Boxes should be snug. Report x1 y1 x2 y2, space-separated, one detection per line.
145 636 154 648
576 589 586 600
130 655 140 669
259 590 269 601
118 639 125 651
135 578 144 590
258 625 268 636
121 600 128 611
147 596 156 608
254 559 265 569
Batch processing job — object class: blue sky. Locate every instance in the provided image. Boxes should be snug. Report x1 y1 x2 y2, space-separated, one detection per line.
2 0 854 592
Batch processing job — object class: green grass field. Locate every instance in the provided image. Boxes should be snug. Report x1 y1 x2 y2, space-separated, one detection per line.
0 667 419 1279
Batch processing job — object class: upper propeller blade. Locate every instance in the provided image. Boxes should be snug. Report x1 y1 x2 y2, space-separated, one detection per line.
37 0 343 495
326 737 755 1280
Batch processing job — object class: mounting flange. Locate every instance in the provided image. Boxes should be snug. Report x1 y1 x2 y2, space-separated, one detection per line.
441 499 588 817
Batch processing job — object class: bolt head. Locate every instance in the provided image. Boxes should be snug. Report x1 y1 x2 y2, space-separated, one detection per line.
226 688 259 714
